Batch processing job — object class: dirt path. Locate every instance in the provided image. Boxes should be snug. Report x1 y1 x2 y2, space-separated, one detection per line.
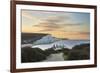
43 53 64 62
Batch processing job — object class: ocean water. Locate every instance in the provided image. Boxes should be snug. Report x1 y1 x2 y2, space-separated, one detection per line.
32 40 90 50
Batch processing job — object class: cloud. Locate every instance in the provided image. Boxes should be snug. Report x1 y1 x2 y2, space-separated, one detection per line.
22 11 33 19
44 16 70 23
39 28 55 32
64 31 90 36
32 15 84 33
34 22 60 28
78 32 90 35
62 23 82 26
33 22 62 32
33 16 66 31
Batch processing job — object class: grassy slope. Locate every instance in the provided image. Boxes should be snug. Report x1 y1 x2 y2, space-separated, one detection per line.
21 43 90 63
65 44 90 60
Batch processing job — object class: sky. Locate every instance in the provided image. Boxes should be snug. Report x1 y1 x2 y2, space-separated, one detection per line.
21 9 90 40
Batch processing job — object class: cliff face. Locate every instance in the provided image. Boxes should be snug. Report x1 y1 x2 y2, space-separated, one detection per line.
33 34 59 45
21 33 48 44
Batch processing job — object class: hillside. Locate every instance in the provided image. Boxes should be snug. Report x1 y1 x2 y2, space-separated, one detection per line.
21 43 90 63
21 33 48 44
33 34 59 45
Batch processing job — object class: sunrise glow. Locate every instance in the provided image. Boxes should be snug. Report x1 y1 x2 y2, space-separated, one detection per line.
21 10 90 40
